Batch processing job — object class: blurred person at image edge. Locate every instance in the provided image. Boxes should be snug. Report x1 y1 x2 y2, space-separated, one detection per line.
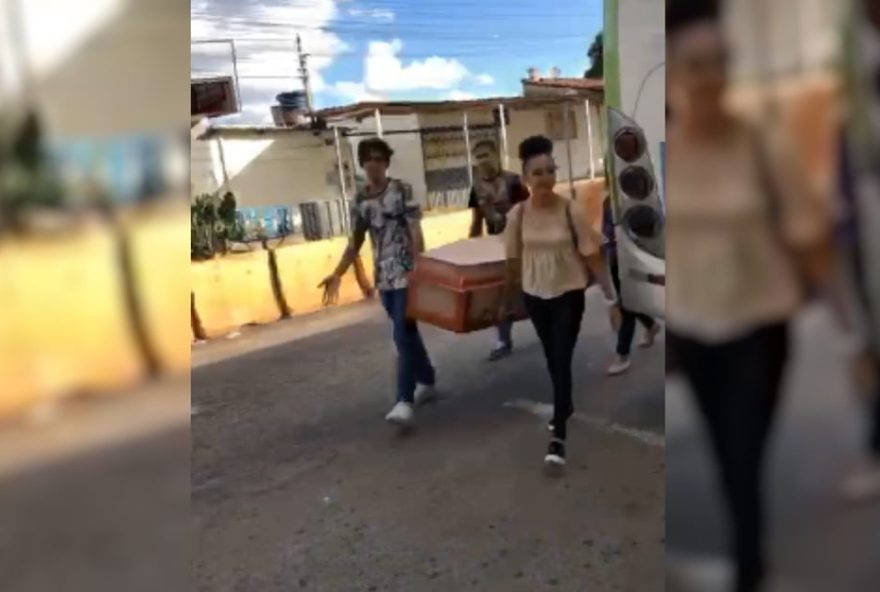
601 178 661 377
665 0 856 590
836 0 880 501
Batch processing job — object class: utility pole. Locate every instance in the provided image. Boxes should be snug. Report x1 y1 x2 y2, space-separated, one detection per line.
296 34 314 116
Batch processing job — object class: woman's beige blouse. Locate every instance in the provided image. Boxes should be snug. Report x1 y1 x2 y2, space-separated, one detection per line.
504 197 602 300
666 122 832 342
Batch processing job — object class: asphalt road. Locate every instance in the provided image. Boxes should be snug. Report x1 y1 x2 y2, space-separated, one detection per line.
0 380 190 592
666 305 880 592
6 301 873 592
192 291 666 592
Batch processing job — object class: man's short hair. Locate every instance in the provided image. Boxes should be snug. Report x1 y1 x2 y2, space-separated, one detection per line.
358 137 394 166
472 139 498 154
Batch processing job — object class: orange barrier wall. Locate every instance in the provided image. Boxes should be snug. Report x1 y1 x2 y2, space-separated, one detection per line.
0 227 145 418
571 178 607 234
190 206 589 341
274 239 374 316
191 250 283 339
124 205 191 373
777 76 838 195
729 72 839 196
255 211 474 320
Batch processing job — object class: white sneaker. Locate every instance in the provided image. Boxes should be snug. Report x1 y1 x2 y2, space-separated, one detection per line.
841 461 880 502
608 356 632 376
414 383 437 406
666 553 732 592
385 402 414 426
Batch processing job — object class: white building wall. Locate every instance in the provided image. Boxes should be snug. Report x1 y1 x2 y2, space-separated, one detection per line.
506 106 598 182
418 105 602 181
340 114 428 203
616 0 665 180
10 0 189 138
190 132 343 208
190 135 221 196
331 102 605 206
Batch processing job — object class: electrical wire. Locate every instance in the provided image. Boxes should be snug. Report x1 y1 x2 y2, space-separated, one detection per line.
192 3 596 117
630 61 665 121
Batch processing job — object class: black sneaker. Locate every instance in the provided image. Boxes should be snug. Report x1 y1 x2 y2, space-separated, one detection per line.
544 439 566 467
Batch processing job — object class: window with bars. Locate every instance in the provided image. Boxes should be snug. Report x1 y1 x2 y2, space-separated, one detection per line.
544 107 578 141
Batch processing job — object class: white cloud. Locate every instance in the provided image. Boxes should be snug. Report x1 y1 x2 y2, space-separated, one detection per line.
448 90 476 101
348 7 395 22
191 0 346 122
473 73 495 86
364 39 470 93
333 81 385 103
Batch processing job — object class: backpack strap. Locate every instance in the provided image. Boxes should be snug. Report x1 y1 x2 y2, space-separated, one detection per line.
564 199 579 253
515 202 525 259
750 129 782 233
516 200 579 258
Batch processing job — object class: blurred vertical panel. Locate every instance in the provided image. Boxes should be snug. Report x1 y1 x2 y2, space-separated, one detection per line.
0 0 191 590
8 223 146 392
14 0 189 138
668 1 880 590
123 202 191 374
726 0 840 84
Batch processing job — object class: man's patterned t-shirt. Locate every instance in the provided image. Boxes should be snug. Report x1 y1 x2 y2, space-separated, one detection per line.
350 179 421 291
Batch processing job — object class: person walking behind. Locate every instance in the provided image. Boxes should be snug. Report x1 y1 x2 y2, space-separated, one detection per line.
602 191 661 376
500 135 620 467
468 139 529 360
836 1 880 499
320 138 436 427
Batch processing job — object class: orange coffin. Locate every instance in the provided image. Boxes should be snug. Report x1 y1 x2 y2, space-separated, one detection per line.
406 237 527 333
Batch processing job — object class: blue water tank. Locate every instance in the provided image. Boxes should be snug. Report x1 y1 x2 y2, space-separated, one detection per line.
276 91 307 110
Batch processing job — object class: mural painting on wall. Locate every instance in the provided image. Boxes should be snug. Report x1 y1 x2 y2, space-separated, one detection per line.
236 206 295 241
50 134 185 203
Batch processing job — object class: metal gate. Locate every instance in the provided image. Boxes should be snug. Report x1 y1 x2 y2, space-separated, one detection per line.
420 125 499 209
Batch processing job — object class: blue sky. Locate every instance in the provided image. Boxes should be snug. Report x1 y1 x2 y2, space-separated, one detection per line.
191 0 603 123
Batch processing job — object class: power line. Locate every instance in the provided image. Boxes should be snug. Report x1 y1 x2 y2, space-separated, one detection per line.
191 40 586 60
191 16 592 39
191 7 597 21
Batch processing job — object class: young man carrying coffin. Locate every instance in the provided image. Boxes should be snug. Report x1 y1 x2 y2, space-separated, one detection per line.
467 139 529 361
320 138 436 427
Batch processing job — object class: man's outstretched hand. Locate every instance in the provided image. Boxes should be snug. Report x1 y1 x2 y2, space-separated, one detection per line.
318 274 342 306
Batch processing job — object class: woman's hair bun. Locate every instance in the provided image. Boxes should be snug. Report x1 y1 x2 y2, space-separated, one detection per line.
518 135 554 163
667 0 720 37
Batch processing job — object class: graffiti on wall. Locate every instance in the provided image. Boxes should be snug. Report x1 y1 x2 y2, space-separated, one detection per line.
49 134 186 203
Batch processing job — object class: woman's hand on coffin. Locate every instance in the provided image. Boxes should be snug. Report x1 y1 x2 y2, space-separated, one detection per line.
608 302 622 332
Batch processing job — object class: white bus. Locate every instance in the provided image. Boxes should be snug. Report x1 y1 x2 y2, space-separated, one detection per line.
604 0 666 319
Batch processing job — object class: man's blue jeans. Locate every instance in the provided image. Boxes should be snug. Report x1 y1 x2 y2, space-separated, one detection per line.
497 319 513 347
380 289 435 403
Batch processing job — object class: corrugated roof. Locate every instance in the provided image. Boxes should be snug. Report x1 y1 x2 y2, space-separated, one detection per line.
316 93 604 120
196 125 345 141
522 77 605 91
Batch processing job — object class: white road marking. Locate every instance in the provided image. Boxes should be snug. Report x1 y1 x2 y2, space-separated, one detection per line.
504 399 665 448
